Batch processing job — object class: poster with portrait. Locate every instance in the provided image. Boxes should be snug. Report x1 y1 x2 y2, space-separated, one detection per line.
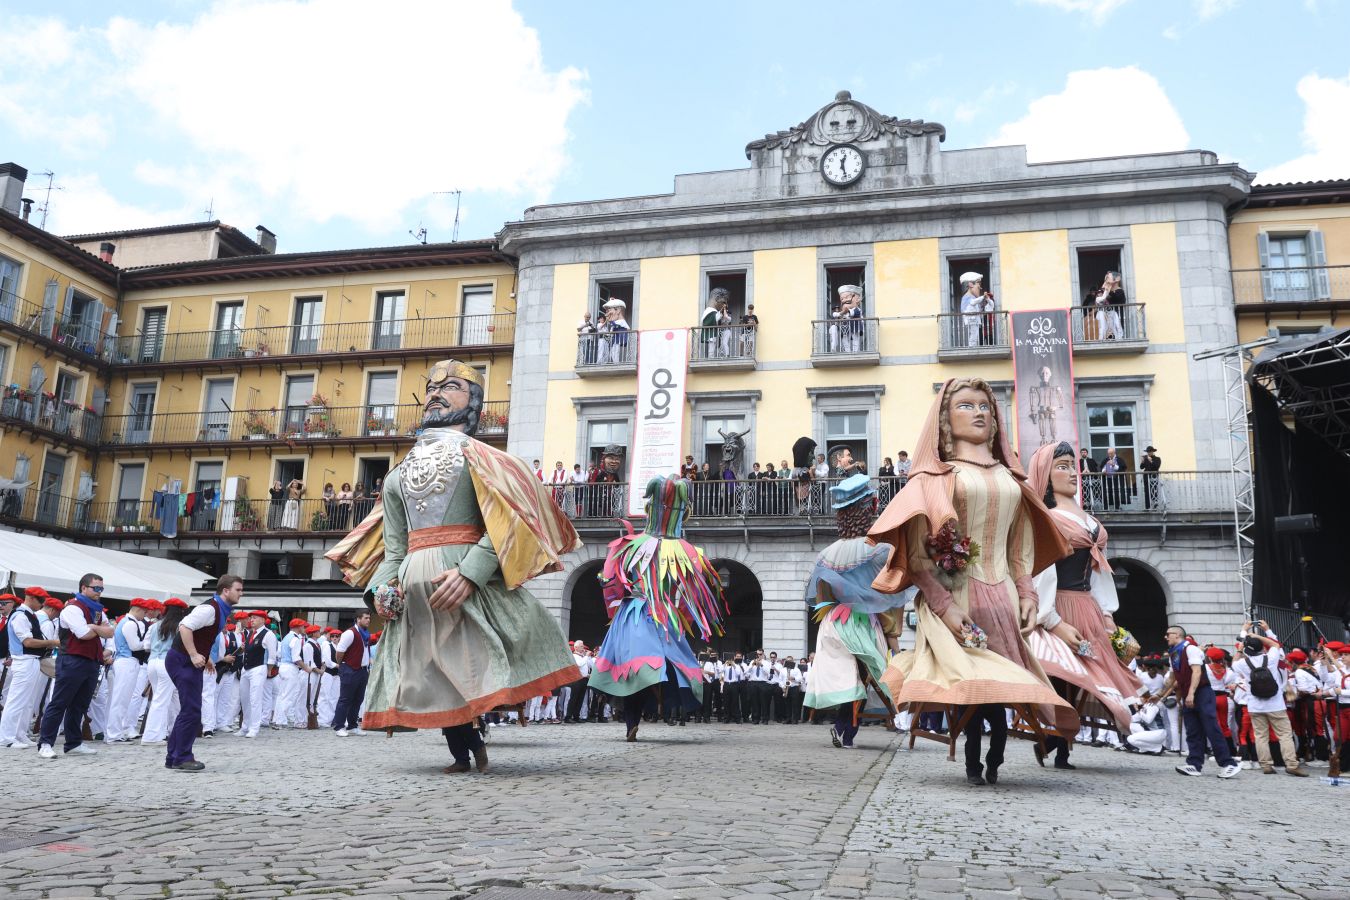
629 328 690 515
1010 309 1079 467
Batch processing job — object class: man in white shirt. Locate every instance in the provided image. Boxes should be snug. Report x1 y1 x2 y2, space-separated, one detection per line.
767 653 787 723
564 640 593 723
238 610 278 739
0 588 59 748
277 618 309 728
1232 631 1307 777
698 652 718 723
107 598 152 743
746 651 772 725
163 576 241 770
317 627 341 728
1164 625 1240 779
783 656 805 725
332 612 372 736
38 575 115 759
722 653 746 724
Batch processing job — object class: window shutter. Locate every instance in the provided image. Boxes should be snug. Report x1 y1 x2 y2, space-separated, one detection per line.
40 280 59 338
1256 233 1274 302
1309 231 1331 300
61 285 75 333
103 310 119 360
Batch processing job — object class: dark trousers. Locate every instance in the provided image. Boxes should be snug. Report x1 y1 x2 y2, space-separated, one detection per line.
962 704 1008 777
565 677 588 721
750 681 771 723
700 682 715 722
39 655 99 752
1045 735 1071 765
724 682 744 723
333 664 369 731
441 722 484 766
164 648 203 766
1182 682 1235 770
786 687 804 724
833 703 859 745
624 689 652 731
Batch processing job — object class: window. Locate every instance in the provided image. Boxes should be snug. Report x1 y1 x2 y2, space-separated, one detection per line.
36 452 67 525
116 463 145 524
596 278 635 326
291 296 323 354
0 253 20 323
191 461 223 530
1086 403 1137 471
707 272 748 322
1260 232 1331 302
824 411 869 469
702 416 747 470
825 264 866 316
1076 247 1122 300
373 290 406 350
947 256 990 314
128 383 157 443
64 291 100 345
365 372 397 435
274 459 305 488
54 369 79 405
202 378 234 441
283 375 315 433
358 457 390 491
586 419 629 469
212 302 244 358
459 285 494 344
139 307 167 363
0 343 8 388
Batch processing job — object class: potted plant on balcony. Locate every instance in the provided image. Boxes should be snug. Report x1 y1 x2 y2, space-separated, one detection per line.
308 392 330 415
244 409 273 440
1 384 20 419
310 509 329 531
366 411 386 437
234 495 259 532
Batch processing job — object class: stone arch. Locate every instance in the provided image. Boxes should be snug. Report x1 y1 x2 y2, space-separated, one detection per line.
707 558 763 657
1107 554 1172 655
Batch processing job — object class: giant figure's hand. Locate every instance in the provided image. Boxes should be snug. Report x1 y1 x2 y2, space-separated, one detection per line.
939 606 974 639
429 568 474 611
1051 621 1086 648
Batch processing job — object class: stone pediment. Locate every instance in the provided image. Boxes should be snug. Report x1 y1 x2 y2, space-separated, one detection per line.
744 90 946 158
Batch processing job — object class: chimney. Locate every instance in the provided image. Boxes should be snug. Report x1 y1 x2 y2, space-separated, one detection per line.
20 198 33 221
99 242 116 264
255 225 277 254
0 162 28 217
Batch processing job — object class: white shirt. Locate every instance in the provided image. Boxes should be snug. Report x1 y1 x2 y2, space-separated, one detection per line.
181 603 217 632
60 602 106 638
1233 647 1288 715
785 667 804 689
571 470 587 485
768 663 786 688
247 627 280 666
281 632 305 666
572 652 593 677
116 616 149 652
1292 668 1322 696
1205 665 1237 692
722 662 745 683
813 462 829 480
550 468 569 485
334 628 370 666
8 605 37 647
746 660 770 682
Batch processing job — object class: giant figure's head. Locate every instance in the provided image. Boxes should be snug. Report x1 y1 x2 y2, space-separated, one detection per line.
423 359 484 435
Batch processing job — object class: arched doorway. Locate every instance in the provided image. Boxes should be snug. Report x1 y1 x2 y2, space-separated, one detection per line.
567 560 609 649
1110 557 1169 655
705 559 762 658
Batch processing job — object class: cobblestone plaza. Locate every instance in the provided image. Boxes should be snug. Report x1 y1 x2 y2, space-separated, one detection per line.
1 723 1338 900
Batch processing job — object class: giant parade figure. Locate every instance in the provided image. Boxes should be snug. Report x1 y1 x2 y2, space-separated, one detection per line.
327 359 582 773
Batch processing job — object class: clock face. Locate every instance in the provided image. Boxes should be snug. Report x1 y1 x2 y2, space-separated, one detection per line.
821 144 864 186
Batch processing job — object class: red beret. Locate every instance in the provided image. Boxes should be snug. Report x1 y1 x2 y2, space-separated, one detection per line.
325 627 340 635
1205 647 1226 662
225 622 237 631
1287 649 1308 663
248 610 270 621
304 624 321 635
289 618 307 629
0 593 19 604
24 586 48 599
44 598 64 610
164 598 188 609
1325 641 1345 652
232 610 249 620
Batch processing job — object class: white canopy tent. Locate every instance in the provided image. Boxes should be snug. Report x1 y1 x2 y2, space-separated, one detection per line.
0 531 210 600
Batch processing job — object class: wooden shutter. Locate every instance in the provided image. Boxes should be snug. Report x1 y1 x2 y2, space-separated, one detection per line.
1309 231 1331 300
1256 233 1273 302
40 280 59 337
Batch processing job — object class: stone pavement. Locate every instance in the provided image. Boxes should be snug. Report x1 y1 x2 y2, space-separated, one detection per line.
0 721 1340 900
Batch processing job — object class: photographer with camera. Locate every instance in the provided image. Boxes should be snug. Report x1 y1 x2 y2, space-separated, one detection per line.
1231 621 1308 777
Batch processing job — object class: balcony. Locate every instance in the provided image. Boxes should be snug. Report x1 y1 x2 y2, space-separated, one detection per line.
810 317 880 367
575 331 637 376
1 388 102 450
0 289 116 368
99 399 508 452
1232 266 1350 322
936 310 1011 360
110 312 516 370
1068 303 1148 354
689 324 756 371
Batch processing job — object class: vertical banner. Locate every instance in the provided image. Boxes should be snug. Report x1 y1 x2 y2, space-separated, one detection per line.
1011 309 1079 467
629 328 689 516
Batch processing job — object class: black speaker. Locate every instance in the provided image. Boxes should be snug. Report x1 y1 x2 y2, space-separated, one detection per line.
1274 514 1319 534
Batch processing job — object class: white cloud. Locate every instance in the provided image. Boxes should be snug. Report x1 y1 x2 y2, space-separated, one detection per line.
1256 70 1350 184
44 173 196 236
1024 0 1132 23
0 1 587 236
988 67 1189 163
1194 0 1237 18
0 16 113 156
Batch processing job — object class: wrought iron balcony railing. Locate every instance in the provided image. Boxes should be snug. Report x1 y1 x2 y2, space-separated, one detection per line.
575 331 638 371
1069 302 1148 348
1232 265 1349 306
689 324 757 366
0 289 117 362
811 317 879 364
936 310 1011 355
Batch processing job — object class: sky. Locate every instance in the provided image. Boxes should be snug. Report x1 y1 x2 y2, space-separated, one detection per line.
3 0 1348 253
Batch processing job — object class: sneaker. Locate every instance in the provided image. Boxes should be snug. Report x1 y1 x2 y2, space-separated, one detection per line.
5 739 33 750
141 738 166 745
66 744 98 756
335 729 349 737
170 760 206 772
1217 763 1242 779
244 730 259 739
349 727 366 736
201 731 214 738
1286 767 1310 778
1174 764 1202 776
38 744 57 759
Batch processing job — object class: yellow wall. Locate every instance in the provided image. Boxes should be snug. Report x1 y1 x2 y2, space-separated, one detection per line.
752 249 816 363
1129 223 1185 345
873 238 940 355
997 230 1070 310
636 256 700 330
547 263 591 371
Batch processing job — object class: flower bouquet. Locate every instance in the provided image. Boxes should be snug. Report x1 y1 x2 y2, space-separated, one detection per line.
1110 626 1140 665
1075 640 1095 659
373 583 405 621
959 622 988 651
925 522 980 590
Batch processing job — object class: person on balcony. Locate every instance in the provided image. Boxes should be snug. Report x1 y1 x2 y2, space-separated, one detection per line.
335 482 354 530
959 274 995 348
576 312 597 365
740 304 759 356
268 481 285 530
281 479 303 530
1140 445 1161 510
1094 272 1126 341
1078 449 1101 512
837 285 865 353
591 444 625 519
598 298 629 365
701 288 731 359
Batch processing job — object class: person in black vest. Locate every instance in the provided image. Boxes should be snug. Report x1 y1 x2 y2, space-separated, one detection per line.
38 574 114 759
165 574 242 771
333 611 372 737
212 620 242 734
238 610 278 739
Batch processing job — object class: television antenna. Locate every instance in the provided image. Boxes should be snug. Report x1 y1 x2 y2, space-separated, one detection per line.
432 190 462 242
409 224 427 244
33 170 63 230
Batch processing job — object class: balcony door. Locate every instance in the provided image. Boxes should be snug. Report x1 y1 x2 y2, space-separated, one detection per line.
365 372 397 435
116 463 145 525
458 285 494 345
36 452 66 525
0 253 20 323
283 375 315 434
291 296 323 354
192 461 223 531
128 383 157 443
372 291 405 350
139 307 167 362
202 378 234 442
212 302 244 358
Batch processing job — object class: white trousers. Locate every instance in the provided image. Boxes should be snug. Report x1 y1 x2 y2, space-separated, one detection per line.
140 658 179 742
1163 705 1182 751
277 664 304 726
107 658 143 741
240 666 268 736
0 657 43 745
201 669 218 732
318 673 339 727
965 321 981 347
1127 724 1167 753
216 673 240 730
88 667 112 738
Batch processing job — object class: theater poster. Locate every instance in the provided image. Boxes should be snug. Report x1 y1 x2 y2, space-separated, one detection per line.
629 328 689 515
1010 309 1079 467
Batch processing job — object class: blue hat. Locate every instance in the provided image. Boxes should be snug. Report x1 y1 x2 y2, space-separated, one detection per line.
829 474 877 510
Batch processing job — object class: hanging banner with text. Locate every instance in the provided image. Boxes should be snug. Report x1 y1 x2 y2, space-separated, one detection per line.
629 328 690 516
1010 309 1079 467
